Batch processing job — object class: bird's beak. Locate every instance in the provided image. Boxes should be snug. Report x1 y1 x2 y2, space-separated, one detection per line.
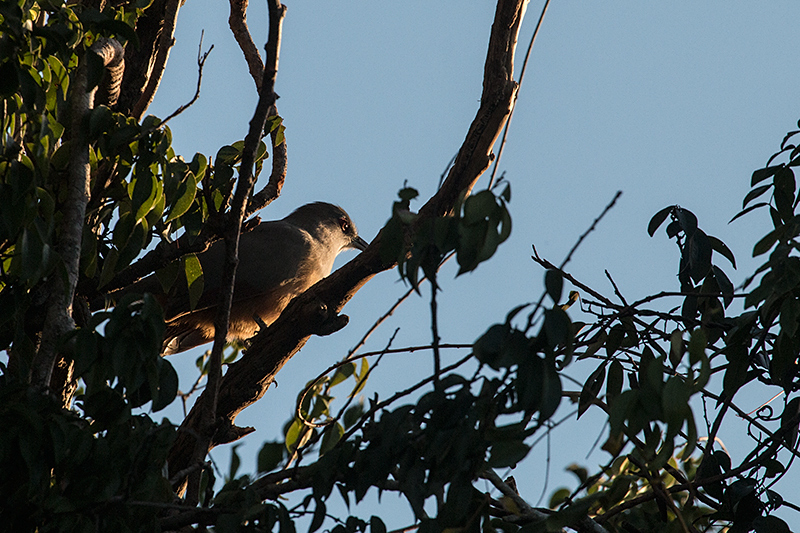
352 236 369 251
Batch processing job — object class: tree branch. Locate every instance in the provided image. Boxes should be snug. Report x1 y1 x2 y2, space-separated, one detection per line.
229 0 264 91
161 32 214 126
131 0 182 120
246 110 287 217
33 40 124 401
177 0 287 497
167 0 526 481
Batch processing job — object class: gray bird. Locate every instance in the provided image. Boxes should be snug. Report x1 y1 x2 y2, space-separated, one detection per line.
116 202 368 354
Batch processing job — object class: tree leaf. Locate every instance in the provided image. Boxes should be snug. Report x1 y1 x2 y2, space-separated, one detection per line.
578 363 606 418
708 235 736 269
647 206 673 237
752 226 783 256
319 422 344 455
183 253 204 311
730 201 769 223
486 440 530 468
606 360 623 405
751 165 782 186
257 441 284 473
741 184 771 209
545 269 563 304
674 207 698 237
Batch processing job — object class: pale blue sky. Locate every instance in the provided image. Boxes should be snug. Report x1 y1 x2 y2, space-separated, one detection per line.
148 1 800 527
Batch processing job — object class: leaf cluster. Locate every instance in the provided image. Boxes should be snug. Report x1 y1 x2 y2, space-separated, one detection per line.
380 182 511 291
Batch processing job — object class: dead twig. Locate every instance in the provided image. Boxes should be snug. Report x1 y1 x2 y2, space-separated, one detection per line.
161 31 214 126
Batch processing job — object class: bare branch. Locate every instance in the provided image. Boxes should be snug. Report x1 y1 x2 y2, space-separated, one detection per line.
167 0 527 482
229 0 264 91
246 112 287 217
161 32 214 126
179 0 287 499
488 0 551 188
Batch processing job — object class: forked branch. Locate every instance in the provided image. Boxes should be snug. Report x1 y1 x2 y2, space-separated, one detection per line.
167 0 528 480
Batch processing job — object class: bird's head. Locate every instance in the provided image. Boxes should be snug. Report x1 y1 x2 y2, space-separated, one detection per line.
284 202 368 254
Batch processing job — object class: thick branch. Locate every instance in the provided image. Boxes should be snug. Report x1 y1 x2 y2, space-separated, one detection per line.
34 40 124 399
229 0 264 91
175 0 287 494
167 0 525 480
121 0 182 120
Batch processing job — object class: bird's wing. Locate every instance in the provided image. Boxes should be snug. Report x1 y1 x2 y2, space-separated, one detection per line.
162 220 313 321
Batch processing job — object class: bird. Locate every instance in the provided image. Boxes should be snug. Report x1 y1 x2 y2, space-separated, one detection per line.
111 202 368 354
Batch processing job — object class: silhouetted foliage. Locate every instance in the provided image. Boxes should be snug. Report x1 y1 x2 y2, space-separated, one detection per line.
1 0 799 532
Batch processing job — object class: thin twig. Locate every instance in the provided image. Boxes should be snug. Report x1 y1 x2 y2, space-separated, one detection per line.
161 31 214 126
346 284 418 361
525 191 623 333
430 275 442 389
561 190 622 270
182 0 286 503
293 342 472 429
604 269 628 307
245 107 287 217
338 352 475 445
487 0 551 189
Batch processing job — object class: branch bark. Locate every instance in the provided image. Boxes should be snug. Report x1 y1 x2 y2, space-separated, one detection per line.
178 0 287 497
32 40 125 402
167 0 524 480
117 0 182 120
229 0 264 91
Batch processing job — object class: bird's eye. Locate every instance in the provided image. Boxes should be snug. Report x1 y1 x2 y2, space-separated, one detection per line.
339 217 349 233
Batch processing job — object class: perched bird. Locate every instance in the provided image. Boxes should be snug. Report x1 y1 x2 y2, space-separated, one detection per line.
114 202 368 354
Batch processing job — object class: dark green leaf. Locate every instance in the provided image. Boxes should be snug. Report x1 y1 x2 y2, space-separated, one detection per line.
730 201 769 223
0 61 19 96
606 360 623 404
228 444 241 481
662 376 690 429
319 422 344 455
257 442 284 473
89 105 114 138
712 266 735 307
742 184 772 209
548 488 570 510
647 206 673 237
539 362 562 421
543 307 570 349
675 207 698 237
486 440 530 468
150 360 178 411
708 235 736 269
545 269 563 304
763 458 785 478
686 229 712 283
216 144 241 165
309 498 326 533
165 170 197 223
605 324 625 357
578 363 606 418
753 226 783 256
183 253 204 311
370 517 387 533
781 397 800 448
751 165 782 186
753 516 791 533
330 362 355 387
